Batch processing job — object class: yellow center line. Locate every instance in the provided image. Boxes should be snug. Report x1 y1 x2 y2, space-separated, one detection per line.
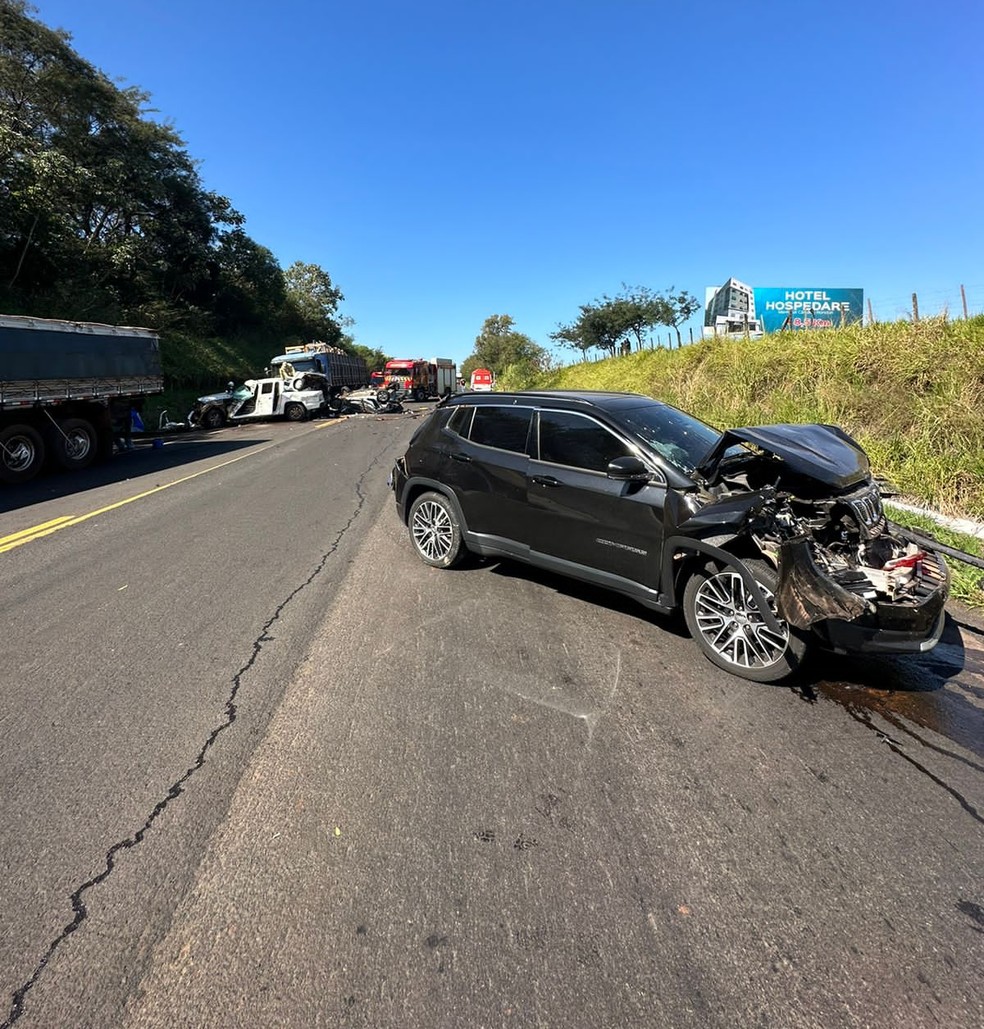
0 432 309 555
0 515 76 548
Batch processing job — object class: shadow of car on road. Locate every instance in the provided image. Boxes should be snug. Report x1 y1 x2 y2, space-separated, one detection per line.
0 433 270 515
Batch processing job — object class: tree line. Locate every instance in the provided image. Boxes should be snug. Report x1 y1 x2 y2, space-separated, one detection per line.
0 0 384 386
2 2 699 391
462 286 702 387
551 285 700 357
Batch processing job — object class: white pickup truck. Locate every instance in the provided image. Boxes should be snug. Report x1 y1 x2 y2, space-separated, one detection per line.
187 373 329 429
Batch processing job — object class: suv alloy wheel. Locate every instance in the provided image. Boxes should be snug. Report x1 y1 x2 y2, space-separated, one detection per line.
408 491 466 568
682 558 809 683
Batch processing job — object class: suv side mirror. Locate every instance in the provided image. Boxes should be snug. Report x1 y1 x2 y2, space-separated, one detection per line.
607 455 651 481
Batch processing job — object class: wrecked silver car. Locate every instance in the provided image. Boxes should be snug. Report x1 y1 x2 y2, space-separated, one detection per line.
392 391 949 683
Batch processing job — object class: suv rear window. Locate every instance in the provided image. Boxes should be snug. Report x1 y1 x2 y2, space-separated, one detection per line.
468 406 532 453
446 405 473 436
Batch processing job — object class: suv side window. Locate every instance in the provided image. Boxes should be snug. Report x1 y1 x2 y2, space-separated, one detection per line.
468 406 532 453
537 410 634 473
446 404 473 437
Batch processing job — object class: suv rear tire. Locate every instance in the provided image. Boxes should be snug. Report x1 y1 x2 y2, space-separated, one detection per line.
408 491 466 568
683 557 808 683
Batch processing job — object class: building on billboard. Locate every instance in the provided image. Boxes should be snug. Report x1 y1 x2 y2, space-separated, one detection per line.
703 277 764 338
704 277 864 337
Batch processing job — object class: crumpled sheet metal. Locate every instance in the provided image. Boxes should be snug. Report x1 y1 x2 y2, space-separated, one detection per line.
776 538 868 630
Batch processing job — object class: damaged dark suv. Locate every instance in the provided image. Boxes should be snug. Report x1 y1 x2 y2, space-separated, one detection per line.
391 391 948 683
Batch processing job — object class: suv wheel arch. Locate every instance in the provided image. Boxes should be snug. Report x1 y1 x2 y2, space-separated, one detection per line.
401 478 469 532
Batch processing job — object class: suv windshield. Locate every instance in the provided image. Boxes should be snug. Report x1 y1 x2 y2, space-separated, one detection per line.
618 402 723 474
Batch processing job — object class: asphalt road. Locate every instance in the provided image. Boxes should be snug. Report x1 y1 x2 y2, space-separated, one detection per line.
0 408 982 1028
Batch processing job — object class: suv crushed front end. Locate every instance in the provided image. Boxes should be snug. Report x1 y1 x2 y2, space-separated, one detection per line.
687 423 949 655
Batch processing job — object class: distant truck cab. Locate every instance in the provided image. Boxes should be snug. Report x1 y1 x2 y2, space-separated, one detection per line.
470 368 495 392
369 370 385 388
268 343 368 398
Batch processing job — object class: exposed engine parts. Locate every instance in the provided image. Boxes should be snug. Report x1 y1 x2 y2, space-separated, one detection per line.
704 449 947 630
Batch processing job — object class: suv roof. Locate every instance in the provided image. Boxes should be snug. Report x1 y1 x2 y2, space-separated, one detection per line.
447 389 663 411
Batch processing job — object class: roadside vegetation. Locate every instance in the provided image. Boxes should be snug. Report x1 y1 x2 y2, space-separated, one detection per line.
1 0 388 425
516 315 984 608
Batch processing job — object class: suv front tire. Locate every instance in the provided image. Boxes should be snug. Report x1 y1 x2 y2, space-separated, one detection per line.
682 558 808 684
408 491 466 568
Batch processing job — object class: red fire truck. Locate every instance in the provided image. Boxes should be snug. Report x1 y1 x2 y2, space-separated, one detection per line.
382 357 456 400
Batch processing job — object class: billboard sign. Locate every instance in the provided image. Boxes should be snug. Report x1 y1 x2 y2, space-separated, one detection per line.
754 287 864 332
704 278 863 337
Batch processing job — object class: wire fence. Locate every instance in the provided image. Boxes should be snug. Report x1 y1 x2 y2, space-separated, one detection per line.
865 283 984 324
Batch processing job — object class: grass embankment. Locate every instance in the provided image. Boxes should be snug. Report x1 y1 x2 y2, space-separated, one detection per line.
514 316 984 607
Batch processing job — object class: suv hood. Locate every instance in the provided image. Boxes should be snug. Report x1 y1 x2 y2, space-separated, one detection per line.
697 424 870 490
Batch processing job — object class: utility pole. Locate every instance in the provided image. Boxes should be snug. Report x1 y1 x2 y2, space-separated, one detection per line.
867 298 875 324
961 284 969 320
912 292 920 322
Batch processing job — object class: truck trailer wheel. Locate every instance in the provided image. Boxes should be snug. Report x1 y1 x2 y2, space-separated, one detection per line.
0 424 46 484
50 417 97 470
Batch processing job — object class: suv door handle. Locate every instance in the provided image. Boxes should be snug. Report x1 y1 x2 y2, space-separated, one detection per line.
451 453 472 463
531 475 562 487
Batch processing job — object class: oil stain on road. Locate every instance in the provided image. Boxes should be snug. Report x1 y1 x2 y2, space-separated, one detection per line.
798 610 984 823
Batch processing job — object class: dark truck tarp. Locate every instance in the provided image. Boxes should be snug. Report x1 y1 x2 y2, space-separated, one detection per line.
0 317 162 382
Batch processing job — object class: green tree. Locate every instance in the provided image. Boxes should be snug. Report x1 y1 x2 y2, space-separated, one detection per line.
552 285 689 358
664 288 701 348
614 286 673 350
350 342 390 374
208 228 286 334
0 0 240 318
462 314 549 380
552 296 639 358
548 321 593 361
0 0 353 393
282 261 345 344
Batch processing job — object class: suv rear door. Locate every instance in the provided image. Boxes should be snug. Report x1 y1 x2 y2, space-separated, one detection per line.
443 403 533 553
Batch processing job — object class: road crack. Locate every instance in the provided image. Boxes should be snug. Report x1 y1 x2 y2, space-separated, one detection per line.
2 457 382 1027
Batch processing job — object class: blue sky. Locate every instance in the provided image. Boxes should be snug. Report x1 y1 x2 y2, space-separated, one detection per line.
29 0 984 367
